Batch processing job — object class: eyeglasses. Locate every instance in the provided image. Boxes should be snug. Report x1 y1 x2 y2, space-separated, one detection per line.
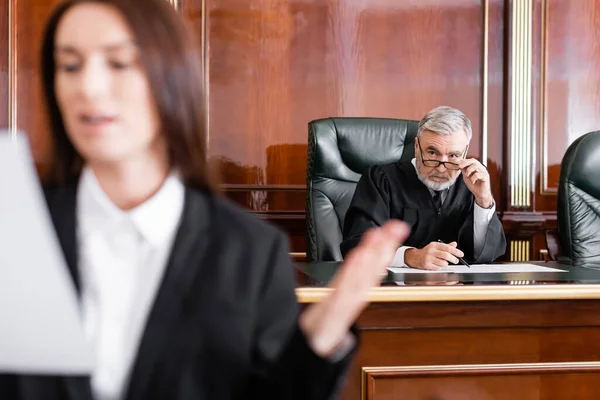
417 138 468 170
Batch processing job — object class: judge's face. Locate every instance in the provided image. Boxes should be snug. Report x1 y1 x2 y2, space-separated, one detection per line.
414 130 469 191
54 3 163 167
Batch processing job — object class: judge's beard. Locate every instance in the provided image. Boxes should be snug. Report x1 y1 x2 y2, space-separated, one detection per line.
416 160 460 191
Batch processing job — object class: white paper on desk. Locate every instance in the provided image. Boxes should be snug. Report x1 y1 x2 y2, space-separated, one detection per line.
388 263 568 274
0 133 92 374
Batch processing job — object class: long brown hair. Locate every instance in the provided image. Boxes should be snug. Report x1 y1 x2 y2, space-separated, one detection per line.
41 0 215 192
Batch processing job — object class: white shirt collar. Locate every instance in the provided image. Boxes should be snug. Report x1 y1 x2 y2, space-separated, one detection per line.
77 167 185 247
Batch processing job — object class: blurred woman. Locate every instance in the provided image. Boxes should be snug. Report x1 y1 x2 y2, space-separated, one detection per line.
2 0 408 399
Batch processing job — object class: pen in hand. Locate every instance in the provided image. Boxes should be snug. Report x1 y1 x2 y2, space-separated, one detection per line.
437 240 471 268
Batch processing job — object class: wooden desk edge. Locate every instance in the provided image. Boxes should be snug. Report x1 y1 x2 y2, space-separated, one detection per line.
295 284 600 303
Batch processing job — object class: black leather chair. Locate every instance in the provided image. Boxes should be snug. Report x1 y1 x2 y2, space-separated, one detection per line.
557 130 600 263
306 117 418 262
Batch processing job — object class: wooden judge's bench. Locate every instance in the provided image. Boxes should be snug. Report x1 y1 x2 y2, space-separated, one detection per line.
296 262 600 400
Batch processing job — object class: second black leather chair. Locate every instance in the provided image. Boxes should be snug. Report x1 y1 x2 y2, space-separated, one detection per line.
306 117 418 262
557 130 600 263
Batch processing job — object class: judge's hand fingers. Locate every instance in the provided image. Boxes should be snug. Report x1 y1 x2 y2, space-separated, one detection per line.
434 242 464 258
421 260 445 270
470 171 488 185
431 256 448 268
464 163 479 177
469 171 478 182
435 249 460 265
421 253 449 269
458 158 479 170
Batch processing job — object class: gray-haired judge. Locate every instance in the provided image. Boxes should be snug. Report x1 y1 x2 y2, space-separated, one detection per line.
341 106 506 270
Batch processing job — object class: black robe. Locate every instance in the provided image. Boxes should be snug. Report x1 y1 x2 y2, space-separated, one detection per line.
340 161 506 263
0 183 354 400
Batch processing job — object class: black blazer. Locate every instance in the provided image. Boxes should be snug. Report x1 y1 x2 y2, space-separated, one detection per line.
0 183 353 400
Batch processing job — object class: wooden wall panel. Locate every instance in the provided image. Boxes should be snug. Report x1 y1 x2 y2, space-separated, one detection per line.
0 0 8 129
502 0 600 259
11 0 599 258
486 0 507 210
179 0 204 68
336 300 600 400
202 0 506 252
534 0 600 211
15 0 62 173
364 367 600 400
206 0 495 189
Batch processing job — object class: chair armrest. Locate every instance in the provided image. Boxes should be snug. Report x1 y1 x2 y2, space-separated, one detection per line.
545 230 563 261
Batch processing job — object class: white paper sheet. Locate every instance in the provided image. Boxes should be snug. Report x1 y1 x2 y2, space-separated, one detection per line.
0 133 92 374
388 263 567 274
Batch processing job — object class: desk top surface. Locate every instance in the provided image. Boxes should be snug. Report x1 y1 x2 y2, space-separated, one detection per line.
295 261 600 303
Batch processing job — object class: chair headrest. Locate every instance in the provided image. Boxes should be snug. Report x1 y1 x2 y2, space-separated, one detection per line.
309 118 418 182
560 131 600 198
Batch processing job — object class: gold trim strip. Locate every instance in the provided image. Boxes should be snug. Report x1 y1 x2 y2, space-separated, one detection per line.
361 361 600 399
481 0 489 164
362 361 600 375
171 0 209 150
202 0 209 153
523 0 529 204
361 365 368 400
510 0 533 207
510 0 517 205
8 0 17 137
510 239 530 261
296 284 600 303
539 0 555 195
517 0 524 206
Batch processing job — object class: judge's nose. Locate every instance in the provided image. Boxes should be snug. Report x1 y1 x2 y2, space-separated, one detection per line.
436 163 447 173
